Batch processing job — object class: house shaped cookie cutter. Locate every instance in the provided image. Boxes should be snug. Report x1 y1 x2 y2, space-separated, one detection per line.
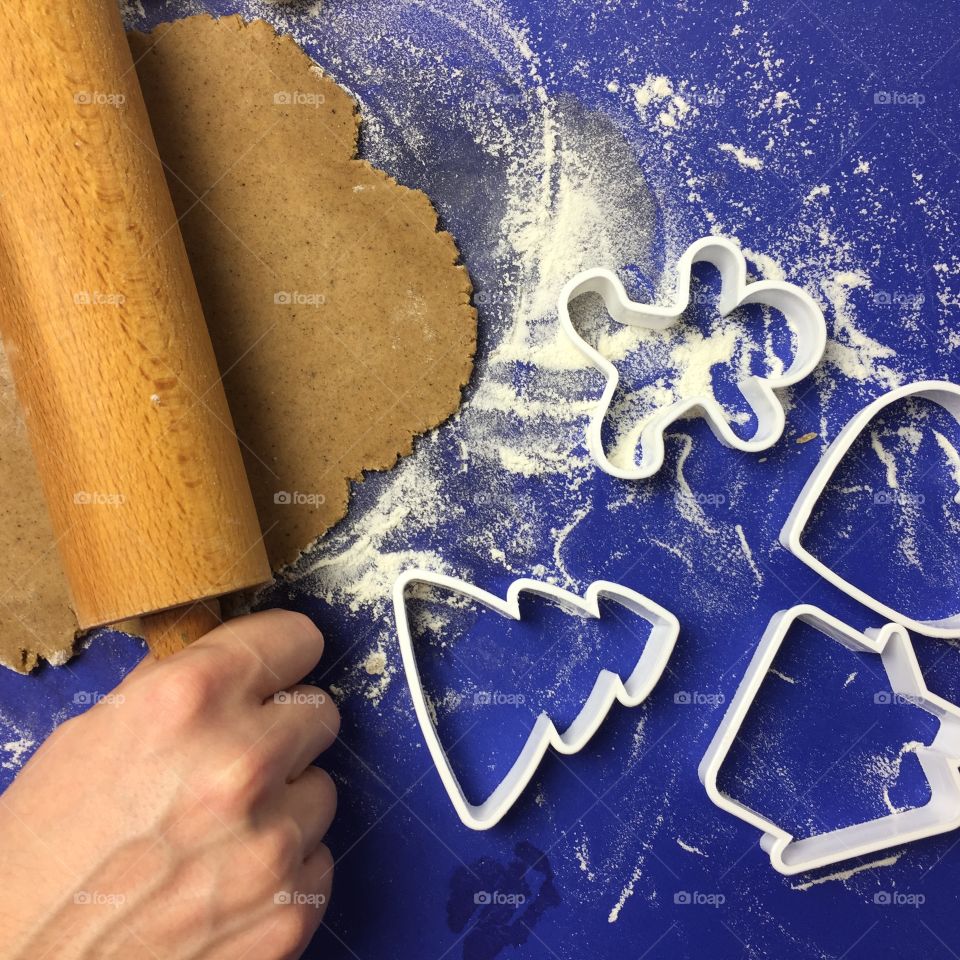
781 380 960 638
557 235 826 479
393 569 679 829
699 604 960 875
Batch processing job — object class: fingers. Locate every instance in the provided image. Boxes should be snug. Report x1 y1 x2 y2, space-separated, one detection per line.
299 842 334 916
262 685 340 779
282 766 337 857
271 845 334 960
192 610 326 699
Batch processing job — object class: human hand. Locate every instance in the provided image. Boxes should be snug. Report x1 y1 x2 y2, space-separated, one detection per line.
0 609 338 960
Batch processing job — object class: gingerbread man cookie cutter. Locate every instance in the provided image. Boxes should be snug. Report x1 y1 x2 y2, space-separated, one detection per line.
781 380 960 639
558 236 827 479
393 569 679 829
699 604 960 875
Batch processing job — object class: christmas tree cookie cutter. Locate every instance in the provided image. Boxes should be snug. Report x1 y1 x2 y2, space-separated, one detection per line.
393 569 679 830
557 235 827 479
781 380 960 639
699 604 960 875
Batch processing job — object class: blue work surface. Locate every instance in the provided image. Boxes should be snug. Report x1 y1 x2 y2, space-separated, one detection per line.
4 0 960 956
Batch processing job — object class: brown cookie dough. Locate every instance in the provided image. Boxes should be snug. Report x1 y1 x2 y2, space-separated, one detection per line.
131 14 477 569
0 344 80 672
0 14 475 671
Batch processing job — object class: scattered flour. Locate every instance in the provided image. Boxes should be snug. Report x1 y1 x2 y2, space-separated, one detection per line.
871 431 900 490
574 839 596 880
790 853 902 891
607 863 643 923
933 430 960 504
718 142 764 170
1 734 35 772
868 741 924 815
631 74 694 132
735 523 763 584
818 271 902 391
770 668 797 685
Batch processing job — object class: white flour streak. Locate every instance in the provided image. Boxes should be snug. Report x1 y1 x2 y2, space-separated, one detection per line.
871 432 900 490
790 853 902 890
735 523 763 584
608 863 643 923
553 504 592 587
934 430 960 504
718 142 764 170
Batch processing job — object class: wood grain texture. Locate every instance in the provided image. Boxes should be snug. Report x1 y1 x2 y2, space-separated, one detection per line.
137 599 222 659
0 3 271 628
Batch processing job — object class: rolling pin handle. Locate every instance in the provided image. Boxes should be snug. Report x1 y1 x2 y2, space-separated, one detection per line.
139 600 223 658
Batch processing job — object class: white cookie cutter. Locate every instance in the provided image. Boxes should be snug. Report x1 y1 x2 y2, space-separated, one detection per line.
699 604 960 875
781 380 960 639
393 569 679 830
558 236 826 480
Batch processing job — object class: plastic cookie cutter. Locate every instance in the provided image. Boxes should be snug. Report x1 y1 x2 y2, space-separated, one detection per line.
781 380 960 639
699 604 960 875
393 568 679 830
557 235 827 480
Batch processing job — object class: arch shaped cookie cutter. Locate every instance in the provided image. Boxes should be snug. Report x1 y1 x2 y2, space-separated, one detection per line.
781 380 960 639
699 604 960 875
557 236 827 480
393 569 679 830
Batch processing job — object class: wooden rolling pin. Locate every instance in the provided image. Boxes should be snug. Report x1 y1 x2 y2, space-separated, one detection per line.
0 4 272 657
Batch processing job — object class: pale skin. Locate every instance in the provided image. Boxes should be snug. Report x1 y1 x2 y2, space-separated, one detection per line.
0 609 339 960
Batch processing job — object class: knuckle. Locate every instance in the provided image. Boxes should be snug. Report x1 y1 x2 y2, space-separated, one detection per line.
260 819 303 876
147 665 217 727
209 751 272 814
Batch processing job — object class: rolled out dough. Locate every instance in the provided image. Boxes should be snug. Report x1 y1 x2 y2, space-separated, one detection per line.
0 15 476 671
0 344 78 672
